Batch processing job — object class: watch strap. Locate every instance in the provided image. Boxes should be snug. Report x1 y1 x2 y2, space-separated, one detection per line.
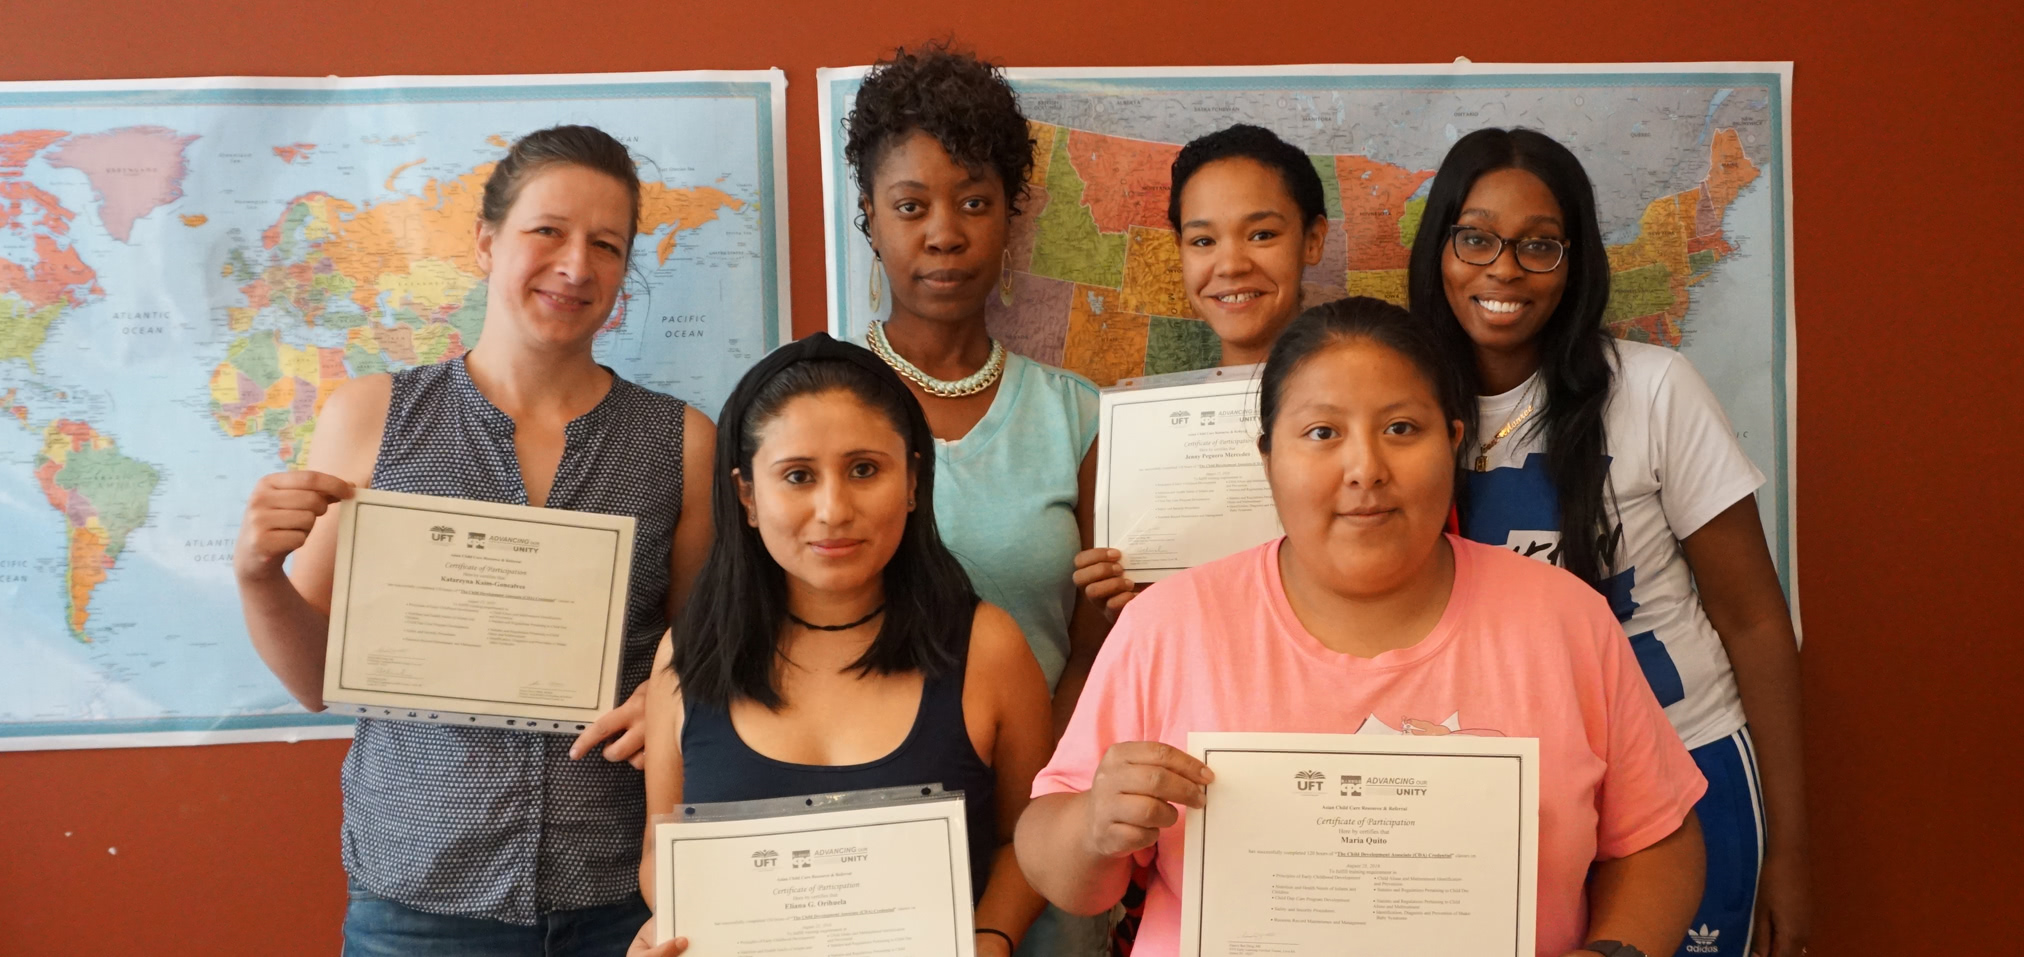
1586 942 1647 957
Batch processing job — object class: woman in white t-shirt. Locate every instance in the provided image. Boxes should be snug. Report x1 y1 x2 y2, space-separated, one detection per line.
1406 127 1809 957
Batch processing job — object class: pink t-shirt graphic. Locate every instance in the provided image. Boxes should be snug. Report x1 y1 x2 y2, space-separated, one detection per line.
1034 536 1705 957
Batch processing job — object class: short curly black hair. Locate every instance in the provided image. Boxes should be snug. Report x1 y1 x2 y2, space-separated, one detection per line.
845 42 1035 237
1167 123 1329 233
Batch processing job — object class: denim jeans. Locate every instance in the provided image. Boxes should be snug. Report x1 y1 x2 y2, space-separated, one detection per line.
341 881 650 957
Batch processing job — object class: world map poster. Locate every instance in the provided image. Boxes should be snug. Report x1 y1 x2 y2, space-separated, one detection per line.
821 62 1796 612
0 72 789 749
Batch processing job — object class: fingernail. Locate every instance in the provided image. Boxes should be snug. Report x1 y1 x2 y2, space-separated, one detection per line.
1202 768 1216 782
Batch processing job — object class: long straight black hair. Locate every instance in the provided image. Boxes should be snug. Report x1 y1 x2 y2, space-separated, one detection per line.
670 333 977 710
1406 127 1620 590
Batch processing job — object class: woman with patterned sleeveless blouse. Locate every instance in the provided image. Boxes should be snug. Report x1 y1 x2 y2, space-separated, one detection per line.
626 334 1052 957
232 126 715 956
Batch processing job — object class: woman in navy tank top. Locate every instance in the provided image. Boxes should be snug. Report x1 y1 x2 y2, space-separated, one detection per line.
628 334 1052 957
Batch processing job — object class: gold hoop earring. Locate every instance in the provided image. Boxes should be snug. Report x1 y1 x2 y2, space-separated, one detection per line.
999 250 1014 304
868 252 883 313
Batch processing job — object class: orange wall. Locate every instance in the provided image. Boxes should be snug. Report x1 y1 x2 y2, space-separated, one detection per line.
4 1 2021 953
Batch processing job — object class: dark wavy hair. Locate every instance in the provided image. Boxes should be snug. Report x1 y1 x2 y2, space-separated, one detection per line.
1167 123 1329 233
671 334 977 710
1258 296 1468 456
1406 127 1619 589
844 41 1035 234
480 124 641 257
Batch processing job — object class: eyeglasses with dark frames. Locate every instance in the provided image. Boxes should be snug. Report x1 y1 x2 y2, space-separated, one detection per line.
1448 225 1569 273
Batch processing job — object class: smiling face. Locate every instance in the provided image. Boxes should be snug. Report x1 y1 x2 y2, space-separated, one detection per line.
1177 157 1328 364
1439 167 1569 369
1263 338 1462 598
474 163 633 351
860 130 1010 327
736 390 916 599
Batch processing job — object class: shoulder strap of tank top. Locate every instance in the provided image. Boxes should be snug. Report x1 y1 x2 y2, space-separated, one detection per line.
677 682 720 754
917 602 978 726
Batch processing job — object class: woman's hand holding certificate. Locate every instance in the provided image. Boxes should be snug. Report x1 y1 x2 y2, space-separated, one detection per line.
628 926 688 957
1070 547 1139 621
233 470 356 583
1084 742 1215 857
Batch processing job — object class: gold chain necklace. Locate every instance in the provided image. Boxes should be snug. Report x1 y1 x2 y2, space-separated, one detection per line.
1475 394 1538 472
866 320 1007 398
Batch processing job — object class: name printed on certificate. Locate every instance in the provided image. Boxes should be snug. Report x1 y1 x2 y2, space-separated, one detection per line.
322 488 635 729
656 794 976 957
1095 370 1281 583
1179 732 1540 957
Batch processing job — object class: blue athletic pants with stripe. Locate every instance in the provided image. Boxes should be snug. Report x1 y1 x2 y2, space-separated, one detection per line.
1674 727 1765 957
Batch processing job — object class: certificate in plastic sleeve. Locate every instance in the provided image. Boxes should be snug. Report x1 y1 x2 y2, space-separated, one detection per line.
1179 732 1540 957
1094 365 1281 583
320 488 635 733
655 787 976 956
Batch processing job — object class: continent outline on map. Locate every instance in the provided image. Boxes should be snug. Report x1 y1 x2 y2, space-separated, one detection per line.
212 157 756 470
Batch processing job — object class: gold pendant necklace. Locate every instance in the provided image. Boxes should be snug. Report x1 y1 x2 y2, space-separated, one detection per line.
1476 398 1538 472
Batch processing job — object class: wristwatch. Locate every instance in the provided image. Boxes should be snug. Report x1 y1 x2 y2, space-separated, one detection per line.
1586 942 1649 957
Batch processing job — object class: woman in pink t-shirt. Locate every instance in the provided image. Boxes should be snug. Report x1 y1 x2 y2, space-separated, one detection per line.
1016 296 1708 957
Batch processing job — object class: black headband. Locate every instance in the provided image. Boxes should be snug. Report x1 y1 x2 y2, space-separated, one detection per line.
718 332 923 447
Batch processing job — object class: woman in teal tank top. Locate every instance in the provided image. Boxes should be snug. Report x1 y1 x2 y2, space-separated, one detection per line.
845 44 1105 724
845 42 1112 957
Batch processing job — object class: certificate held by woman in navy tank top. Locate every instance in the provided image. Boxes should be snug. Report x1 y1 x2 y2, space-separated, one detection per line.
321 487 636 732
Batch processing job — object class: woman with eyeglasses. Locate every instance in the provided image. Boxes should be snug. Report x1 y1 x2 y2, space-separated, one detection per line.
1407 127 1810 957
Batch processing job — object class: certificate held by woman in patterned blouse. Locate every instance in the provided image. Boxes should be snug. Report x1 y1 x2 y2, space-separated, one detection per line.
320 487 635 732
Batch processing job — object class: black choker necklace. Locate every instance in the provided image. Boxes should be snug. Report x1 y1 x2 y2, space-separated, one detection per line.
787 605 886 631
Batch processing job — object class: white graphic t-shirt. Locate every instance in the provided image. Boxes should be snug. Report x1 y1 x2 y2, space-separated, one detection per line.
1462 340 1764 750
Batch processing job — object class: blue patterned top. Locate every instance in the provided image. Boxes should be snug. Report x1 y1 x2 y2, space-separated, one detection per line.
340 355 686 924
